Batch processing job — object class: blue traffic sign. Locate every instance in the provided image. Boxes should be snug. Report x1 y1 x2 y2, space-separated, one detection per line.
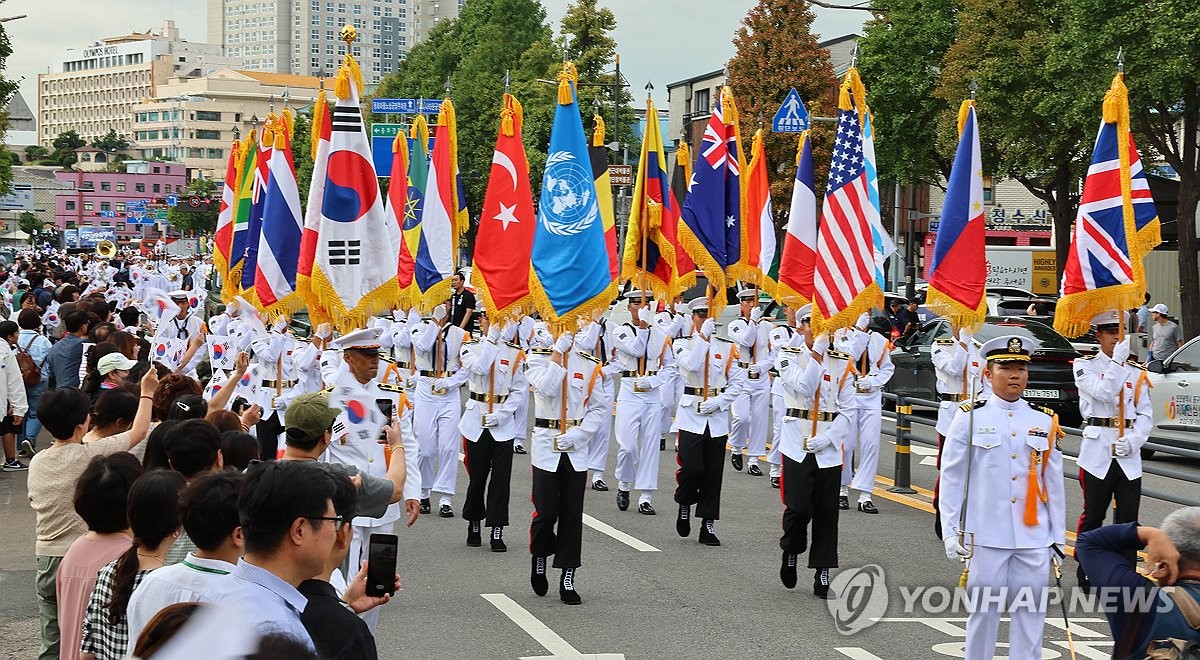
372 98 445 115
772 89 809 133
166 194 178 207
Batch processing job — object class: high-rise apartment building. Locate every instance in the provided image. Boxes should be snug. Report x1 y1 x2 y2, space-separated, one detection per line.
207 0 464 85
37 20 241 147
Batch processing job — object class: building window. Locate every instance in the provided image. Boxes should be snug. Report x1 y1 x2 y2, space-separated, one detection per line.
135 183 145 192
196 129 222 140
312 28 320 39
983 176 994 204
311 15 320 25
326 15 335 26
116 182 125 192
153 183 161 193
175 185 182 193
311 57 321 69
326 43 335 54
80 181 94 191
116 202 125 212
65 200 76 210
353 4 362 14
327 29 335 40
100 181 111 191
693 89 710 114
100 202 111 211
152 166 160 173
196 110 221 122
373 5 380 15
337 2 346 12
83 201 93 211
116 223 125 232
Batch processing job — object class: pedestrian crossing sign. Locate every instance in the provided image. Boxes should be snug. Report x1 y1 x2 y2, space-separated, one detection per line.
772 89 809 133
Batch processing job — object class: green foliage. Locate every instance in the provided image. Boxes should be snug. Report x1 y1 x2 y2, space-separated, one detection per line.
290 112 313 205
17 211 40 239
90 129 132 153
52 130 85 152
166 178 219 234
22 145 46 161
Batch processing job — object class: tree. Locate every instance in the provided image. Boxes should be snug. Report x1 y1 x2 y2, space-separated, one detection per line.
1051 0 1200 336
0 16 19 194
560 0 635 164
17 211 39 243
52 130 86 153
290 111 314 205
90 129 131 153
166 178 219 234
728 0 837 213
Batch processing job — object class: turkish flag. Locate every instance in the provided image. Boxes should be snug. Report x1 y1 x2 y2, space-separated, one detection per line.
472 94 536 318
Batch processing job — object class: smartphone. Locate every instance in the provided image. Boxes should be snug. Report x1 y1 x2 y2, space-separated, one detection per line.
375 399 395 421
366 533 398 597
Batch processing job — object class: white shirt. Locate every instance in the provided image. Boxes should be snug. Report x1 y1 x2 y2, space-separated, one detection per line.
126 553 235 644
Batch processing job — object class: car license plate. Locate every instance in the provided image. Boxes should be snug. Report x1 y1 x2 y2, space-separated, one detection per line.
1025 389 1059 399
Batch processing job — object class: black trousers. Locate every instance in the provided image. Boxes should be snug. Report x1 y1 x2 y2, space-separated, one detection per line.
1077 463 1141 580
256 410 284 461
530 453 587 569
462 429 512 527
779 453 840 568
674 426 725 521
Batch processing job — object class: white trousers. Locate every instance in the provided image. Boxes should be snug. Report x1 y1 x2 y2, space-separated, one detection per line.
614 398 661 494
413 396 462 501
350 520 396 632
841 407 881 499
964 545 1051 660
730 382 770 457
587 399 612 478
766 392 785 467
511 386 529 446
659 374 681 436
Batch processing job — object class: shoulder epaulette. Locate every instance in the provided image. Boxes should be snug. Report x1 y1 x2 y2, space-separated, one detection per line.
379 383 403 393
463 338 478 345
321 386 334 394
827 349 850 360
780 346 805 354
959 399 986 412
1126 360 1146 371
1077 354 1096 360
577 351 600 364
505 341 522 351
530 348 553 355
378 354 397 364
711 336 732 345
933 338 955 345
1035 405 1055 417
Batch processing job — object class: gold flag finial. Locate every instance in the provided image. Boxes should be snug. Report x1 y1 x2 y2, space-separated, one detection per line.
340 25 358 45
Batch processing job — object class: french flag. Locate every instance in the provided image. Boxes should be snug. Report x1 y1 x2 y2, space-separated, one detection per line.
776 130 817 306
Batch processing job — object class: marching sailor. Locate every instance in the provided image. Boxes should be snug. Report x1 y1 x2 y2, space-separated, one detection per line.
939 335 1066 660
410 303 469 517
931 325 981 539
1073 310 1152 590
655 299 688 449
573 318 617 492
727 288 773 476
672 297 744 546
837 313 894 514
525 331 607 605
611 290 676 514
774 305 855 598
766 306 802 489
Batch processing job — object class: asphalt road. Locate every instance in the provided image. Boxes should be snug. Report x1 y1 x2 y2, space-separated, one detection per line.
2 412 1196 659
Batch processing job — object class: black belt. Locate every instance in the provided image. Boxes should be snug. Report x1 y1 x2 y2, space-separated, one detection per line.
683 386 723 397
621 370 657 377
418 369 452 377
261 379 296 389
785 408 838 422
534 418 579 430
938 393 967 402
396 360 411 369
1087 417 1133 429
469 391 507 404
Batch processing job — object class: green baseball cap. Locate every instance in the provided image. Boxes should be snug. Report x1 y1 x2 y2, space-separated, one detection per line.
284 392 339 443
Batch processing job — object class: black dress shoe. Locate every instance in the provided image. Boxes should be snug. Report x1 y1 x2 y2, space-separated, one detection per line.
676 503 691 537
814 568 832 599
770 476 781 489
780 552 798 589
467 521 482 547
439 504 455 518
698 519 721 546
731 453 744 471
638 502 656 515
490 527 507 552
747 463 763 476
531 556 548 596
616 490 630 511
591 479 609 492
660 437 666 451
514 445 527 454
559 568 581 605
857 501 879 514
838 495 850 510
419 498 432 514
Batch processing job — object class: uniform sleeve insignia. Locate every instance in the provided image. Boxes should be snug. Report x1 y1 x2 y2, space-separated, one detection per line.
958 401 973 412
781 346 804 354
780 359 789 369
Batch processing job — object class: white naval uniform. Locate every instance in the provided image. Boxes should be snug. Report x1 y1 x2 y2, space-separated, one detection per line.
938 395 1066 660
931 337 980 436
611 321 676 501
154 311 205 374
510 316 538 450
655 311 687 438
728 315 773 461
1074 353 1152 481
574 320 617 484
838 329 895 501
410 320 468 506
459 338 524 442
767 324 803 474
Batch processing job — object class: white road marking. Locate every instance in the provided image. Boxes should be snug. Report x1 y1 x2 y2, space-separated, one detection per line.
482 593 626 660
582 514 660 553
836 649 887 659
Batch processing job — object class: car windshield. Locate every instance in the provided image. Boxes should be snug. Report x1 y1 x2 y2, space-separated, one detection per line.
978 318 1074 351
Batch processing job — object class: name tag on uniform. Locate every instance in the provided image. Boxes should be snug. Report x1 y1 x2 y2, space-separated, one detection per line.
976 426 996 434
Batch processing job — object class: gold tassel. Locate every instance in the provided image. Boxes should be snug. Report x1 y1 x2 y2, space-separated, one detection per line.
959 566 969 588
557 61 578 106
795 130 809 166
280 107 295 141
310 90 326 161
500 93 518 138
592 114 606 148
957 100 974 137
646 200 663 230
409 113 429 147
334 66 351 101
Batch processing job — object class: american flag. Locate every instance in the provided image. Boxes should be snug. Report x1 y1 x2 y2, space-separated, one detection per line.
812 97 877 330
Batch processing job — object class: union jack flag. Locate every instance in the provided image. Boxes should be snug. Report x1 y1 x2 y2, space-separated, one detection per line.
811 90 878 331
1054 72 1158 337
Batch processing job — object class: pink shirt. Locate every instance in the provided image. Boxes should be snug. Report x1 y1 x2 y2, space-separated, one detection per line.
57 534 132 660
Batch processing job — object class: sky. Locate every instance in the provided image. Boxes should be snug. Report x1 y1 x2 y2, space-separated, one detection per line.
3 0 867 121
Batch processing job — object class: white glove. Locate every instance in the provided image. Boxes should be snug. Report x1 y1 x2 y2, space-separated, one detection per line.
405 376 417 390
674 302 688 315
1112 337 1131 364
637 306 653 326
805 434 832 452
272 317 289 333
812 333 831 355
700 318 715 338
698 399 721 415
748 365 760 378
855 312 871 331
1114 437 1134 458
432 378 452 391
407 308 422 327
750 307 763 322
959 328 974 347
315 323 333 340
481 413 499 428
553 333 573 355
431 305 448 323
499 322 517 343
554 432 575 450
944 535 970 561
486 324 501 343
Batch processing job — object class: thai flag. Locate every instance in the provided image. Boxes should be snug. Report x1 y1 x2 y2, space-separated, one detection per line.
416 99 468 305
253 123 304 316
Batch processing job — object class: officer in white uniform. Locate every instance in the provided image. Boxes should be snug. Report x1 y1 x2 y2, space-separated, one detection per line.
525 331 606 605
410 303 469 517
939 335 1066 660
727 288 772 476
1073 310 1152 589
611 290 676 514
459 314 524 551
931 326 980 539
573 319 617 492
774 304 855 597
155 289 205 373
672 297 744 546
511 315 538 455
837 313 895 514
766 307 802 488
